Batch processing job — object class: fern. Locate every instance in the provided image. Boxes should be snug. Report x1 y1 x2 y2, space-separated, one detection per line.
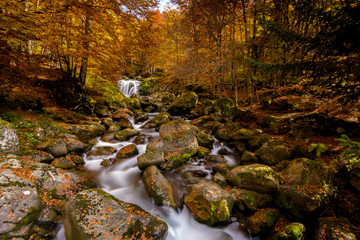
335 134 360 160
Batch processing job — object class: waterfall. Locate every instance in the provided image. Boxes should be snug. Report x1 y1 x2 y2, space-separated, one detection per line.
118 79 140 97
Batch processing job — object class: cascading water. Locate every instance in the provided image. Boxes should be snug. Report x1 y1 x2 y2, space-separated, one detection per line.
56 83 255 240
118 79 140 97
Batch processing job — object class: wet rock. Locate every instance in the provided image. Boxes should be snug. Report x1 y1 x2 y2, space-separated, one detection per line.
116 144 138 159
111 109 133 120
0 119 20 154
67 155 85 165
24 149 54 163
197 131 215 149
143 166 176 208
36 138 68 157
197 146 211 158
114 128 140 141
246 208 280 236
212 163 230 175
87 146 117 158
168 91 198 116
137 151 165 171
190 115 213 128
94 102 111 117
184 180 234 226
63 188 168 240
272 222 306 240
214 98 238 122
226 164 281 194
218 148 229 155
116 117 133 130
255 139 292 165
276 158 333 220
249 134 271 150
134 113 149 123
64 138 85 153
102 117 114 129
314 217 356 240
349 167 360 192
234 141 247 153
141 112 171 129
230 188 273 212
51 157 76 169
205 155 226 163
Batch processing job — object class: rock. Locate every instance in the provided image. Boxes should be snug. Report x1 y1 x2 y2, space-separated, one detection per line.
314 217 357 240
249 134 271 150
24 150 54 163
272 222 306 240
234 141 247 153
226 164 281 194
63 123 105 139
137 151 165 171
231 128 255 141
116 117 133 130
36 139 68 157
212 172 227 187
116 144 138 159
212 163 230 175
64 138 85 153
111 109 133 120
205 155 225 163
67 155 85 165
214 98 238 122
141 112 171 129
230 188 273 212
275 158 333 220
114 128 140 141
197 131 215 149
255 139 292 165
102 117 114 129
240 151 258 164
87 146 117 158
336 189 360 227
184 180 234 226
94 102 111 117
0 154 23 168
134 113 149 123
143 166 176 208
246 208 280 236
0 119 20 154
62 188 168 240
190 115 213 127
349 167 360 192
197 146 210 158
52 157 76 169
167 91 198 116
218 148 229 155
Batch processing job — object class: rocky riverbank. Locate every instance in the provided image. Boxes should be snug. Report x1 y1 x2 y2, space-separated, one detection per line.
1 87 360 239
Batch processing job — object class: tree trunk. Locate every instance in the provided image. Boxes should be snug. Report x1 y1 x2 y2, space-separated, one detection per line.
79 7 91 91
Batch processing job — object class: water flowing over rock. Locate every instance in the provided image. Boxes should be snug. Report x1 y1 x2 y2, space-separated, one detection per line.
62 188 168 240
0 119 20 154
184 180 234 226
119 79 140 98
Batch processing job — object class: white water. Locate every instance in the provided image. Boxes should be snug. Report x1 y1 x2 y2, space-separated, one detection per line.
118 79 140 97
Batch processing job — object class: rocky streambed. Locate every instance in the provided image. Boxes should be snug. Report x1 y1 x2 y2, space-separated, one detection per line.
1 84 360 240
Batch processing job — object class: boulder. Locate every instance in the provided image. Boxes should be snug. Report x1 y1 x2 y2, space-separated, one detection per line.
141 112 171 129
114 128 140 141
24 150 54 163
0 119 20 154
275 158 333 220
231 128 255 141
62 189 168 240
63 123 105 139
184 180 234 226
240 151 258 165
214 98 238 122
255 139 292 165
314 217 357 240
137 151 166 171
248 134 271 150
212 172 227 187
51 157 76 169
143 166 176 208
197 131 215 149
134 113 149 123
36 139 68 157
87 146 117 158
230 188 273 212
64 138 85 153
272 222 306 240
214 122 239 141
246 208 280 236
349 167 360 192
167 91 198 116
226 164 281 194
116 144 138 159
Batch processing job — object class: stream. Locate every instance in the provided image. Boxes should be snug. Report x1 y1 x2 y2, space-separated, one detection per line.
56 80 254 240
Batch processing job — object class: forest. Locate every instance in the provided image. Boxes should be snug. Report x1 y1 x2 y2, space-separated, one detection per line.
1 0 360 240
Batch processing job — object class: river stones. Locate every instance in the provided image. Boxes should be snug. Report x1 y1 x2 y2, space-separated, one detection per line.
63 123 105 139
36 138 68 157
137 151 166 171
114 128 140 141
275 158 333 220
231 128 255 141
167 91 198 116
184 180 234 226
230 188 273 212
226 164 281 194
141 112 171 129
0 119 20 154
246 208 280 236
134 113 149 123
255 139 292 165
116 144 138 159
143 166 176 208
272 222 306 240
64 138 85 153
24 149 54 163
62 188 168 240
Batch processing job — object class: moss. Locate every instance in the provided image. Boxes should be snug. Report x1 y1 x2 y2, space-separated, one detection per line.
12 206 43 231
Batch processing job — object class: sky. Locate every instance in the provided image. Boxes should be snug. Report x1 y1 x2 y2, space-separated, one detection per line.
158 0 176 12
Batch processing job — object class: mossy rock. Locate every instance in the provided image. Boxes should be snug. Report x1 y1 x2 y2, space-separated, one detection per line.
196 131 215 149
36 139 68 157
51 157 76 169
314 217 356 240
143 166 176 208
184 180 234 226
137 151 165 171
0 119 20 154
230 188 273 212
214 98 238 122
167 91 198 116
62 188 168 240
114 128 140 141
246 208 280 236
116 144 138 159
249 134 271 150
255 140 292 165
226 164 281 194
231 128 255 141
240 151 258 164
